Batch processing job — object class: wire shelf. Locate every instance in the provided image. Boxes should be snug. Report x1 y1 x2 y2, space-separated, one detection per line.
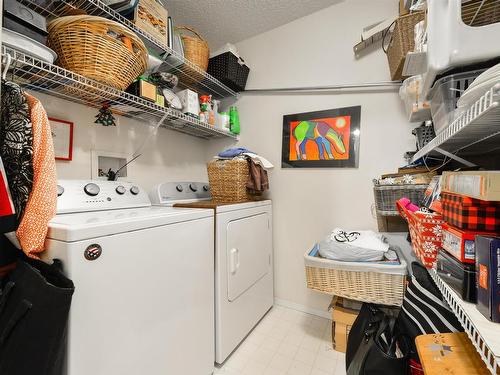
429 269 500 374
16 0 238 99
411 85 500 162
2 46 237 140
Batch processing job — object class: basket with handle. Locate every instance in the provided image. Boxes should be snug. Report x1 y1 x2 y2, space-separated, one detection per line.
47 15 148 90
384 11 425 81
176 26 209 82
207 158 257 203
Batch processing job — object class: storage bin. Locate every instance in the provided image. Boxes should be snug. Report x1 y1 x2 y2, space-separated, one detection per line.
207 158 255 202
399 75 431 122
304 244 407 306
442 223 494 264
373 183 428 216
424 0 500 95
47 16 148 90
412 123 436 150
441 192 500 232
397 200 444 268
437 248 477 303
385 11 425 80
207 52 250 92
429 69 484 134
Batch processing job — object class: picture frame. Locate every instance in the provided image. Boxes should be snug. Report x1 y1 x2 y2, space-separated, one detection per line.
281 106 361 168
49 117 73 161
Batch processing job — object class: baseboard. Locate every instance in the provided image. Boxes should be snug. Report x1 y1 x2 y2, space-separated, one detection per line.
274 298 331 319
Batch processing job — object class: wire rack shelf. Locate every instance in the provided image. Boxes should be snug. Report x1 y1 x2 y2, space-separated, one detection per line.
16 0 238 99
2 46 237 140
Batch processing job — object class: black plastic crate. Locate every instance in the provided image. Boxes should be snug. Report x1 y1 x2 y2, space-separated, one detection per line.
412 123 436 150
207 52 249 92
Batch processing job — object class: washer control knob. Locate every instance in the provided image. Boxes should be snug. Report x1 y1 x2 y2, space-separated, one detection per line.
84 183 100 196
189 183 198 192
176 185 183 192
130 186 140 195
116 185 126 195
203 185 209 192
57 185 64 197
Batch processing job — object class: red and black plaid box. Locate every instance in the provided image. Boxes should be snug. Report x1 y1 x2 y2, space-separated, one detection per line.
441 192 500 232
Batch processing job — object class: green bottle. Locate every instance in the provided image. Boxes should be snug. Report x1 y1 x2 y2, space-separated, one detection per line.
229 106 240 135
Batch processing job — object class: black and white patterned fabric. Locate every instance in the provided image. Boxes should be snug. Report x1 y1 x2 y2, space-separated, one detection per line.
0 80 34 221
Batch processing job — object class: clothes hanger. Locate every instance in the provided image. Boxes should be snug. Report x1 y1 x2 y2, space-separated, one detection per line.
2 54 12 80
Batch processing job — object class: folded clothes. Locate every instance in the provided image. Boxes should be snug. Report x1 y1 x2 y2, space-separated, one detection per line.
218 147 252 158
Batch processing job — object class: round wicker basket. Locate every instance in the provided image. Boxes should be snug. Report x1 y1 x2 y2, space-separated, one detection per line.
176 26 209 72
47 15 148 90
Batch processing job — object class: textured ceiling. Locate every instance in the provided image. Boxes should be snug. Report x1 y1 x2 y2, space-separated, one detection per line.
166 0 343 52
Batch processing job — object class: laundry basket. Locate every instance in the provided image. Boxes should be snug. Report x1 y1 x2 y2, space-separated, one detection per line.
207 158 254 202
47 15 148 90
304 245 407 306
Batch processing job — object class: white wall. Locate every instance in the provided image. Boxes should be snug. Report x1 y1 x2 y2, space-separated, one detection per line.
36 92 209 191
208 0 415 313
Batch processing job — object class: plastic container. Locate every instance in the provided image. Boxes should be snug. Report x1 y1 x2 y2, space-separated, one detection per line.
399 75 431 122
229 106 240 135
304 244 407 306
373 183 428 216
429 69 484 134
412 122 436 150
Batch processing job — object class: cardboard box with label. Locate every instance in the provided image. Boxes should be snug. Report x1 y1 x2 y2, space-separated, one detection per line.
330 297 360 353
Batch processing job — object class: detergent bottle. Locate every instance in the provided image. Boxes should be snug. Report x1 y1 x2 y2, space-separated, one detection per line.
229 106 240 135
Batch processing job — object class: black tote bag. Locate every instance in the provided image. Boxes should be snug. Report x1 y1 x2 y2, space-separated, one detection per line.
346 303 410 375
0 258 74 375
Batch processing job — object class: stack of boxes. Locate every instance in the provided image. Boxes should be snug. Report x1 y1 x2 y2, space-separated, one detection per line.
437 171 500 322
329 297 361 353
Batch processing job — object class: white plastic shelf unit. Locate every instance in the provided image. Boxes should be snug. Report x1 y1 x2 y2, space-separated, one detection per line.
411 84 500 163
17 0 238 100
2 46 237 140
429 269 500 374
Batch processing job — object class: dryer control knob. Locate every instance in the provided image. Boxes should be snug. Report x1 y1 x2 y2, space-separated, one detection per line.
57 185 64 197
116 185 126 195
176 185 183 192
130 186 140 195
203 185 209 192
84 183 100 196
189 183 198 192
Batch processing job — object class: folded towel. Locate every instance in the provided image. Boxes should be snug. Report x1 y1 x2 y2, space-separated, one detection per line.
218 147 252 158
242 152 274 170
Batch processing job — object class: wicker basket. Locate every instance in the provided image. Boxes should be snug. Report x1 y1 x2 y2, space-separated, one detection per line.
385 11 425 80
305 245 407 306
374 183 428 216
176 26 209 82
207 158 256 202
47 15 148 90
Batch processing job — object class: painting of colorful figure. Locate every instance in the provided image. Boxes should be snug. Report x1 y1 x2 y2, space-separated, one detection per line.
282 106 361 168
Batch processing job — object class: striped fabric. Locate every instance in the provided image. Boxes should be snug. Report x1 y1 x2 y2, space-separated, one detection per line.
399 263 462 337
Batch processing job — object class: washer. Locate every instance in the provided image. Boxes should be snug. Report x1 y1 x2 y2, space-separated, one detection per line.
44 180 215 375
150 182 274 364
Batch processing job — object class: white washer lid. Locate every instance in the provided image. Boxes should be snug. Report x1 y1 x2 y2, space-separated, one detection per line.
48 206 213 242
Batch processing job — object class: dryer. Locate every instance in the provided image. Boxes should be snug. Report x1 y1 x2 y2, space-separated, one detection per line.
44 180 215 375
150 182 274 364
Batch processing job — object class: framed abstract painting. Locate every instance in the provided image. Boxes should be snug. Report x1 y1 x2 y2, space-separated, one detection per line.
281 106 361 168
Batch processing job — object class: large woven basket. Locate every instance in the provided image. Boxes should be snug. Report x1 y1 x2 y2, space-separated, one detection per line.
176 26 209 82
385 11 425 80
305 245 407 306
47 15 148 90
207 158 255 203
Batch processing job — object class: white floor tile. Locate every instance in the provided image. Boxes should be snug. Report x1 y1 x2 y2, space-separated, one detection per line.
218 305 346 375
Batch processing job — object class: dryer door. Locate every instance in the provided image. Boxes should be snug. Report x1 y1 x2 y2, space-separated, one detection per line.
226 213 271 302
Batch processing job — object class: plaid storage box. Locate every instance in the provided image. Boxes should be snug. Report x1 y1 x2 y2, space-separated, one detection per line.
397 201 444 268
441 192 500 232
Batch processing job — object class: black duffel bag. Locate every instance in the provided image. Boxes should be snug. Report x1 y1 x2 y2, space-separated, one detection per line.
0 258 74 375
346 303 411 375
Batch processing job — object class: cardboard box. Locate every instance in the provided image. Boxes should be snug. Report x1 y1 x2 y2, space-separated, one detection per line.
330 297 360 353
442 171 500 202
442 224 494 264
476 236 500 322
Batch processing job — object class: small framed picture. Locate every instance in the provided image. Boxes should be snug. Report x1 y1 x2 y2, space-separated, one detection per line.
49 118 73 161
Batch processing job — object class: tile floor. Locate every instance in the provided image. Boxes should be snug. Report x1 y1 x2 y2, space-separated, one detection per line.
214 305 346 375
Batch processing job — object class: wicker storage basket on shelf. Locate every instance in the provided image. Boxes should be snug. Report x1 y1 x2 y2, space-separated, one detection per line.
47 15 148 90
175 26 209 82
385 11 425 80
207 158 257 203
304 245 407 306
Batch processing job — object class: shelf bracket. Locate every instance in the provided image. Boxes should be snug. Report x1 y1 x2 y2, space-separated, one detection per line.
434 147 477 167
